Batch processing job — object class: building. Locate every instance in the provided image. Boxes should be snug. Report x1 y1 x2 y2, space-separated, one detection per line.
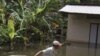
59 5 100 45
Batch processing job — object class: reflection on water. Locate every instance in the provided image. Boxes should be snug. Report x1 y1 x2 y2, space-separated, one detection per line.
0 44 66 56
66 42 100 56
1 42 100 56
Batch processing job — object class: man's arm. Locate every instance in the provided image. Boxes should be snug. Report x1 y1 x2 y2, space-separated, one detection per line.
34 51 43 56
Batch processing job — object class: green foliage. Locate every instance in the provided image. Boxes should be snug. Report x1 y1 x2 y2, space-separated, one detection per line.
0 25 8 38
66 0 80 4
8 16 15 40
0 0 68 48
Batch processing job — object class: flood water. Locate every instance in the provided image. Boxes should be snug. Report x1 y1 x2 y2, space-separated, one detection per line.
0 42 100 56
0 43 66 56
66 42 100 56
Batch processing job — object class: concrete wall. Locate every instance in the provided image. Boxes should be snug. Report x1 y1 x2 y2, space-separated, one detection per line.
67 14 100 43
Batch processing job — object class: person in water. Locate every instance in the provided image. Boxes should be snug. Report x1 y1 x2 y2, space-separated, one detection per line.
34 40 62 56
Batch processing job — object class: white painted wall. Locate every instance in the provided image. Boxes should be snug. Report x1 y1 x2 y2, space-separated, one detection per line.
67 14 100 43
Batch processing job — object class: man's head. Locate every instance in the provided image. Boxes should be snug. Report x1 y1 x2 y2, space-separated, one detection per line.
52 40 62 49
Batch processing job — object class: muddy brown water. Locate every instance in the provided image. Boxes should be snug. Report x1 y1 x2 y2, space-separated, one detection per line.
0 44 66 56
66 42 100 56
0 42 100 56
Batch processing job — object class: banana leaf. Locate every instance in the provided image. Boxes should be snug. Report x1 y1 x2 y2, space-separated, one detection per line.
8 16 15 40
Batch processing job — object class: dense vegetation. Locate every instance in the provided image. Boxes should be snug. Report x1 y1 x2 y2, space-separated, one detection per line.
0 0 68 50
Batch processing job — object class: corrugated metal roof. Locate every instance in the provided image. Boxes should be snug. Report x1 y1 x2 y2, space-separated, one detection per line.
59 5 100 15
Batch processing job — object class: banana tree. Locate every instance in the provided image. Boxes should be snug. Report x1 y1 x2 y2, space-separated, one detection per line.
15 0 53 45
0 0 53 47
0 0 16 50
7 15 15 50
0 0 67 48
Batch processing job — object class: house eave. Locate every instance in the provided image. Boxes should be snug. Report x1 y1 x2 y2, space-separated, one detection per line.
59 5 100 15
